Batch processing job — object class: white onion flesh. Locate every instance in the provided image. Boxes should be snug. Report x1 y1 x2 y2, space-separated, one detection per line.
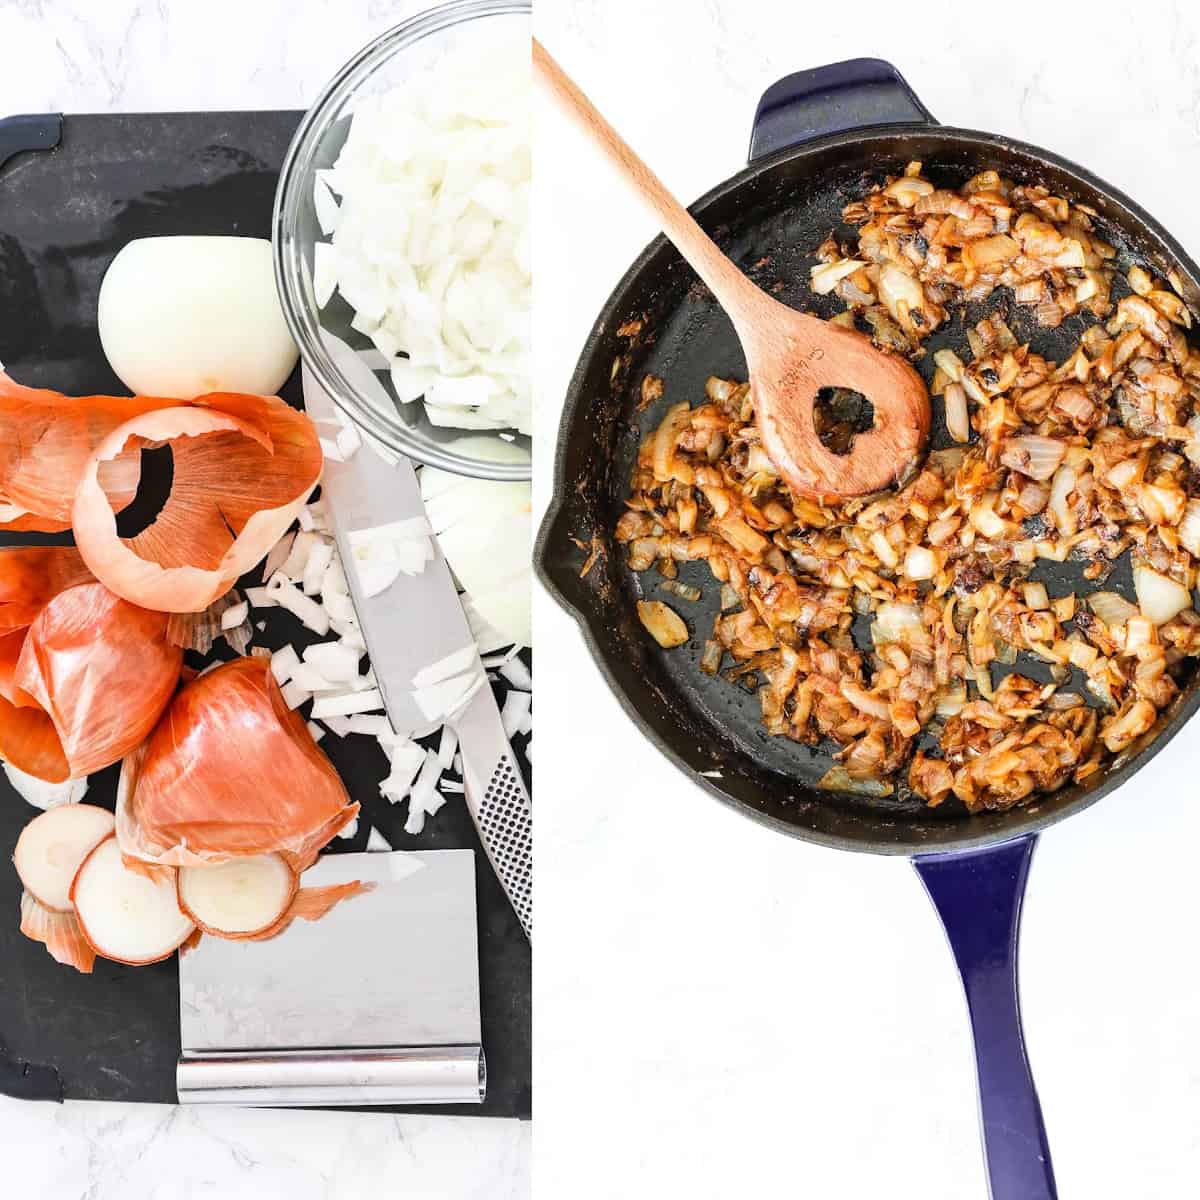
315 39 530 434
13 805 115 912
71 838 194 965
99 237 298 398
421 441 531 648
177 854 295 937
1134 565 1193 625
3 762 89 810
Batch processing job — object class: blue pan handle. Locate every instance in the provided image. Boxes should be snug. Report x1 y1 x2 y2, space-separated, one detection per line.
0 114 62 173
748 58 935 162
915 837 1057 1200
745 67 1053 1196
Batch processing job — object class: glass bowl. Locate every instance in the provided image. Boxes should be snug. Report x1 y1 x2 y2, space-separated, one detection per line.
273 0 531 481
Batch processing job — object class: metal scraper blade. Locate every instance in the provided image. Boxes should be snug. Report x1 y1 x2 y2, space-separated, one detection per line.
177 850 483 1107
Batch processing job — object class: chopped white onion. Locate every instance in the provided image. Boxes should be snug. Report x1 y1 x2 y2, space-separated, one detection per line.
302 540 335 596
380 741 427 803
267 576 331 635
498 657 532 691
501 689 532 739
347 517 434 598
280 680 311 710
413 644 479 689
437 726 458 770
310 688 384 719
220 600 249 630
318 40 530 434
303 640 361 683
270 644 300 685
1133 565 1192 625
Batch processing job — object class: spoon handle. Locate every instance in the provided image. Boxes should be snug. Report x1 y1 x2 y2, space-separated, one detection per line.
532 38 761 320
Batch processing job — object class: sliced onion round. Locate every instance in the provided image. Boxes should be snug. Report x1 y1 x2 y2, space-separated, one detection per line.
70 836 195 966
13 804 115 912
177 853 298 938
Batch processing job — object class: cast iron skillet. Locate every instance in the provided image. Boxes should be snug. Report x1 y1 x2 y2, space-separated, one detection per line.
535 59 1200 1199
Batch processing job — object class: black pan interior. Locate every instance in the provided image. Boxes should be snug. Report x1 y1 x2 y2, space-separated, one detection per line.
537 125 1200 854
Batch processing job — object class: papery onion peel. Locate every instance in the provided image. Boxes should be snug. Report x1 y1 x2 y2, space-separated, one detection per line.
116 657 357 870
0 582 182 782
72 392 322 613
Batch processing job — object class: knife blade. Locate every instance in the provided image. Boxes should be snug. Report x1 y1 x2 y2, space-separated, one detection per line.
303 369 532 940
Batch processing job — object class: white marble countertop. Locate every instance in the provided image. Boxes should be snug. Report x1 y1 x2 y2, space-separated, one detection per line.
534 1 1200 1197
0 2 528 1196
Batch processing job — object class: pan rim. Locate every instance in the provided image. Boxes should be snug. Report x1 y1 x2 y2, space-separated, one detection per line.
535 120 1200 855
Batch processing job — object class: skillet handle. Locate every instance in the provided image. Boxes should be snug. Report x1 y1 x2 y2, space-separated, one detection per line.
748 58 935 162
914 835 1057 1200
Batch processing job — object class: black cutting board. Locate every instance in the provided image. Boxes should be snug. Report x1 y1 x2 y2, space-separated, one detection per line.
0 111 530 1119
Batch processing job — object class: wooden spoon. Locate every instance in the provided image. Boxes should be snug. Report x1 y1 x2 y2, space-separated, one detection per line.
533 39 930 501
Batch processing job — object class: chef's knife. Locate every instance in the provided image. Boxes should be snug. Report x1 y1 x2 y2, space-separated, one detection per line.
303 368 532 940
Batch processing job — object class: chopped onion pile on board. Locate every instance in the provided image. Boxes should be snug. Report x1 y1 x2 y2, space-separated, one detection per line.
245 496 530 838
312 40 531 435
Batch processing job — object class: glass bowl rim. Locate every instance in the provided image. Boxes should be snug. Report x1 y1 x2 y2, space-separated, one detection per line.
272 0 532 482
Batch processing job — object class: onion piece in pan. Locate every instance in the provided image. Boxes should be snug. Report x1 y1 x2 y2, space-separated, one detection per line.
72 393 323 613
0 370 167 530
1 582 182 782
117 657 357 870
177 853 298 938
19 890 96 974
70 835 195 966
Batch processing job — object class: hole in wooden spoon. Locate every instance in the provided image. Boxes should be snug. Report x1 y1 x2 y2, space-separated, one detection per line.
813 387 875 456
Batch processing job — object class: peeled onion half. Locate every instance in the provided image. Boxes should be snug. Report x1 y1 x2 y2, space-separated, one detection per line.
177 853 297 938
72 392 323 612
70 836 195 966
117 657 357 870
13 803 115 911
99 237 299 400
0 582 183 782
421 438 531 647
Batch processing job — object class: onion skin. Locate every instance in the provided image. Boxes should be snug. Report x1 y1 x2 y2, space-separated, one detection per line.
0 547 93 634
117 657 358 870
19 890 95 973
9 583 182 781
72 393 322 613
0 371 167 529
246 880 373 942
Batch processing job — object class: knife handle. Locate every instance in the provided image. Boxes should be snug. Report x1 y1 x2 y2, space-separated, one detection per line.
466 750 533 940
